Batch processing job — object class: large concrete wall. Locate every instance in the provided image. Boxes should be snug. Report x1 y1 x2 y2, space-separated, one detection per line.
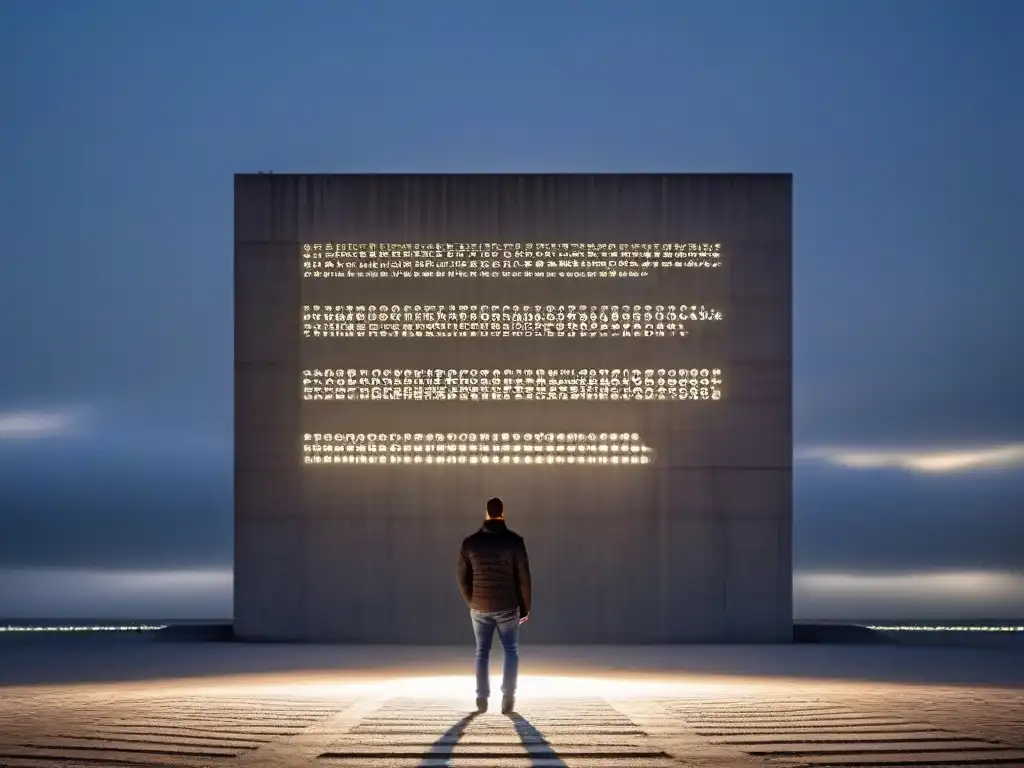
235 173 792 643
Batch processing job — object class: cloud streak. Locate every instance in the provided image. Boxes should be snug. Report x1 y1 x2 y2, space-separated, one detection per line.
3 566 1021 622
0 567 232 620
0 408 88 440
795 569 1024 620
797 443 1024 474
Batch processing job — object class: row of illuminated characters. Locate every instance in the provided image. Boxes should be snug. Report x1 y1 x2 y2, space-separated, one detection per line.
305 326 692 339
303 257 717 268
302 304 722 338
307 443 650 457
303 388 718 401
303 304 723 320
304 432 646 443
303 256 719 268
305 454 650 465
301 368 722 401
301 241 722 279
301 431 655 466
303 259 717 280
302 368 722 383
303 242 723 254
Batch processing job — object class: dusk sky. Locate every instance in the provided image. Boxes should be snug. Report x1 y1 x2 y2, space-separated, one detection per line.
1 0 1022 621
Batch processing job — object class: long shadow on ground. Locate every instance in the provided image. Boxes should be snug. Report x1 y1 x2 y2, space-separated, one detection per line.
412 711 569 767
508 712 569 767
417 712 480 767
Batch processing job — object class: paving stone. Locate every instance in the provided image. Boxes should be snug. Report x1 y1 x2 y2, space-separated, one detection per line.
1 646 1021 767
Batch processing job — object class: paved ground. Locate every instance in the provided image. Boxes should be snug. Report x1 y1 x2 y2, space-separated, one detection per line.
0 642 1022 767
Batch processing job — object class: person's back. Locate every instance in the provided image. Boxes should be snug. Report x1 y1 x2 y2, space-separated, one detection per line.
457 497 531 715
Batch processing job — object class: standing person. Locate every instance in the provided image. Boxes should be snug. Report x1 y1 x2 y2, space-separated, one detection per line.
457 497 532 715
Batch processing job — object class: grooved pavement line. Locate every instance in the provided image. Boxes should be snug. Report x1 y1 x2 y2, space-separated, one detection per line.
3 661 1022 767
823 688 1024 750
317 696 687 767
0 694 363 768
655 694 1024 768
611 698 768 768
230 696 389 768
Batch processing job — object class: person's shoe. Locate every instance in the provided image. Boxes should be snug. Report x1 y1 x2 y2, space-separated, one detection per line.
475 697 488 713
501 694 515 714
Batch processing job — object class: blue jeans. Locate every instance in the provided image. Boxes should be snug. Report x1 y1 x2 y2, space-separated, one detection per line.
470 608 520 698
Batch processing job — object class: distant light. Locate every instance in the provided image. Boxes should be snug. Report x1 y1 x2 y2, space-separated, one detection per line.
0 624 167 633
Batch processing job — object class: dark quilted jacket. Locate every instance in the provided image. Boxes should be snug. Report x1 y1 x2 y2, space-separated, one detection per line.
457 519 532 616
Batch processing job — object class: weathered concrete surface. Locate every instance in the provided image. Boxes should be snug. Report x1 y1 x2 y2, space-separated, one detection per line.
1 643 1022 767
236 172 794 645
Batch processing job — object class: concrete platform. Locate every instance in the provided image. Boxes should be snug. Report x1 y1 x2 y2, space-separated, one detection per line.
1 642 1022 767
